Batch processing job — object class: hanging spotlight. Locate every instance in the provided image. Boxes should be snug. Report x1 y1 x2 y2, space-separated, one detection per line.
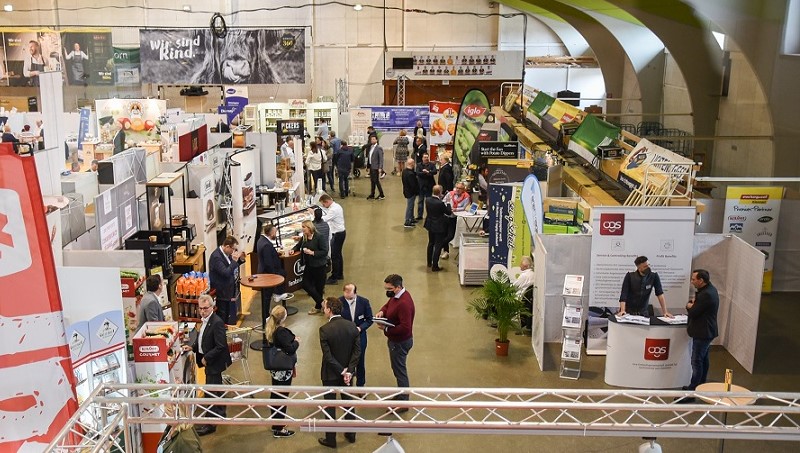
3 4 13 12
182 5 191 12
353 4 363 11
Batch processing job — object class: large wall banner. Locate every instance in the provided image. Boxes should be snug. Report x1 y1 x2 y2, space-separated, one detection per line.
1 29 62 87
723 186 783 293
587 206 696 353
60 30 113 85
139 28 305 84
366 105 429 131
113 46 140 85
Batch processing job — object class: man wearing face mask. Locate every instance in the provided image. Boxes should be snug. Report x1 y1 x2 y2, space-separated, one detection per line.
618 256 672 317
375 274 415 410
338 283 373 387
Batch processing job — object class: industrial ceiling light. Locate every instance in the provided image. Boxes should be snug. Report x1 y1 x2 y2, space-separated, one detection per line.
3 4 12 12
182 5 191 12
353 4 363 11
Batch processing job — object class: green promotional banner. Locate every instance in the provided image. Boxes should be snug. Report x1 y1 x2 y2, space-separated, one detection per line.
527 91 554 118
454 89 490 167
568 114 620 159
113 46 140 85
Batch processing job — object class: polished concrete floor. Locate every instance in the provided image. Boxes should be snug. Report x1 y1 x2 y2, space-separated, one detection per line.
203 173 800 452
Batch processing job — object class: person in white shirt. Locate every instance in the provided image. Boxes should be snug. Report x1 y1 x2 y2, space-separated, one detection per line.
513 256 535 333
319 194 346 284
280 137 295 169
305 141 326 192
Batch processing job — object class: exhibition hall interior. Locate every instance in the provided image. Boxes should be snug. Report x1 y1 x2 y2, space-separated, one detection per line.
1 1 799 452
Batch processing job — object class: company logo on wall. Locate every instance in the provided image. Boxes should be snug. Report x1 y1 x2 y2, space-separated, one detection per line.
644 338 670 361
727 215 747 222
294 260 305 276
599 213 625 236
741 194 769 203
757 228 774 238
729 223 743 233
757 216 774 223
755 242 771 247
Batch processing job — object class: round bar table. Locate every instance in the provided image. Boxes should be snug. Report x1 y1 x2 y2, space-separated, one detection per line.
240 273 288 351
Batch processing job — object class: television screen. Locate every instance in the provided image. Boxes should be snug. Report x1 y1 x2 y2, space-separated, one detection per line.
393 57 414 70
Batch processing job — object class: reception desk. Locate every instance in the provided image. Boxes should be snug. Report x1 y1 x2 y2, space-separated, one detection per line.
604 317 691 389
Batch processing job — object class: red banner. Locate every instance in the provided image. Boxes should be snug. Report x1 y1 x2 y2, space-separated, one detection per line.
0 144 78 450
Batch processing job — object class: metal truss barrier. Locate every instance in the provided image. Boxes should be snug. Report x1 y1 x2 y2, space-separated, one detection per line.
48 384 800 451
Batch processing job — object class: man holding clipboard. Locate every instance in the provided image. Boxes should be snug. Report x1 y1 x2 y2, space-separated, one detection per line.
375 274 416 411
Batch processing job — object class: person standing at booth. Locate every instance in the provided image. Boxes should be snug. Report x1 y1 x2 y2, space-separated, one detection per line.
209 236 245 325
339 283 373 387
617 256 672 318
136 275 165 332
685 269 719 391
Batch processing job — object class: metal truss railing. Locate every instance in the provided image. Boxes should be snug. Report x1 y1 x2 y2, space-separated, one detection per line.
48 384 800 451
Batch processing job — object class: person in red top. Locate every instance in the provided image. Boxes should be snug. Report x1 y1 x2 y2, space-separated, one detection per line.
375 274 415 409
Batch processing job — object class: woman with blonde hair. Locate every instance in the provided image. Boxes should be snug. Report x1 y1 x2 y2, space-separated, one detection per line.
392 129 410 176
265 305 299 438
292 220 329 314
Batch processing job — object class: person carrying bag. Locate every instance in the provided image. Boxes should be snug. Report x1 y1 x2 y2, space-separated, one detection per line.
262 305 300 438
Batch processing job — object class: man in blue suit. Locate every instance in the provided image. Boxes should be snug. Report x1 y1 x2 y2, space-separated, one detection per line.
338 283 373 387
256 224 289 328
208 236 245 325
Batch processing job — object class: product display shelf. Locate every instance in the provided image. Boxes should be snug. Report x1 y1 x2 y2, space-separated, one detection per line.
255 101 339 137
270 206 316 248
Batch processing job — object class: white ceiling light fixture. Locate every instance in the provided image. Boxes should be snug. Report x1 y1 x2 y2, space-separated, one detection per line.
182 5 191 12
353 4 363 11
3 4 13 12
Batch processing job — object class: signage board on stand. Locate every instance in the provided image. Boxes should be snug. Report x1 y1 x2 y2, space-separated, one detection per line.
488 183 532 271
349 108 372 145
722 186 783 292
428 101 459 145
219 86 249 124
586 206 696 354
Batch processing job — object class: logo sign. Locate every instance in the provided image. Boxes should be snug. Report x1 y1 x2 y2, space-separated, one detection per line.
294 259 305 276
280 33 296 49
599 213 625 236
755 242 771 247
757 216 774 223
741 194 769 203
0 189 33 277
69 331 86 358
95 318 119 344
729 223 743 233
277 119 304 138
478 141 518 160
139 345 159 354
644 338 670 361
463 104 487 118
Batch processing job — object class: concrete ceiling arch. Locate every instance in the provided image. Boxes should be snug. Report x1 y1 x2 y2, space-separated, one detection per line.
502 0 631 116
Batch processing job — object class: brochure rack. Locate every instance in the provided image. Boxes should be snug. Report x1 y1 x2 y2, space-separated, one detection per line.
559 275 586 380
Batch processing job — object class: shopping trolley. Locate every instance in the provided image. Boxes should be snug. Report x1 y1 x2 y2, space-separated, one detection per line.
223 326 252 386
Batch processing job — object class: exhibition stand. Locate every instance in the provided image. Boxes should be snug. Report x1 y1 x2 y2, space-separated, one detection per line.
604 317 691 389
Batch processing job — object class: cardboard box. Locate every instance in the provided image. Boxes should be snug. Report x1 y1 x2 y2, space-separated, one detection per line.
543 224 569 234
544 197 579 216
544 212 576 225
577 200 592 224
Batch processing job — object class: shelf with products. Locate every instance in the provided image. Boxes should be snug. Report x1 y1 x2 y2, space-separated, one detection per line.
269 207 315 248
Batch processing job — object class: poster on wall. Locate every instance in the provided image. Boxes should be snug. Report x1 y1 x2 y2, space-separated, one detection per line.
230 150 258 254
60 30 113 85
1 30 62 87
428 100 459 146
113 46 140 85
95 98 165 144
723 186 783 293
587 206 696 354
349 108 372 143
139 28 305 84
0 144 78 451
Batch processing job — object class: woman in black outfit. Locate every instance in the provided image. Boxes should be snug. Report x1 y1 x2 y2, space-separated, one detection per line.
265 305 299 438
292 220 329 314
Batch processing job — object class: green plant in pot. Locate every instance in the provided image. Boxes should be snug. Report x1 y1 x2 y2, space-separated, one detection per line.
467 270 530 356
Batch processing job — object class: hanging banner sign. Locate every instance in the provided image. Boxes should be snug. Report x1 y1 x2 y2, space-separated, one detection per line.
0 144 78 451
219 86 249 124
276 119 304 139
454 89 490 167
139 28 306 84
367 106 429 131
77 107 91 151
723 186 783 293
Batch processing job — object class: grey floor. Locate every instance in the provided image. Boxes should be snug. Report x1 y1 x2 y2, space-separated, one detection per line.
204 173 800 452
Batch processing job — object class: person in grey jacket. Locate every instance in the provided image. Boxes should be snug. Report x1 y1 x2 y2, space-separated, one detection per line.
137 275 165 331
366 135 385 199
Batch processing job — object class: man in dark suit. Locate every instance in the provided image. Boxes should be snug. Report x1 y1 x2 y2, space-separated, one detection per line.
415 152 437 220
366 134 385 200
183 295 232 436
256 224 289 328
209 236 245 325
686 269 719 391
424 185 452 272
437 154 454 193
318 297 361 448
338 283 373 387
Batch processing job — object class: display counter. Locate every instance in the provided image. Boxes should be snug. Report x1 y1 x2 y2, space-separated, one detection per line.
604 316 691 389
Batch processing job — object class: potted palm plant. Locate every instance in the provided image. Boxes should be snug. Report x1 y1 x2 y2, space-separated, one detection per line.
467 270 529 356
